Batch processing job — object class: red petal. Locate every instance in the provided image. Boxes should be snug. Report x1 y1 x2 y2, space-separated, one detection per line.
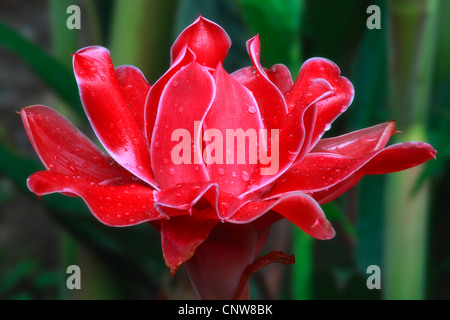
154 181 218 217
203 64 265 195
73 46 156 188
150 62 215 189
144 47 196 153
311 143 436 204
228 192 335 240
21 105 131 183
359 142 437 175
115 65 151 136
265 64 294 96
286 58 354 148
268 152 362 195
312 174 363 205
236 36 288 130
160 209 219 275
171 16 231 69
268 129 436 199
312 121 397 157
27 171 163 226
241 78 334 197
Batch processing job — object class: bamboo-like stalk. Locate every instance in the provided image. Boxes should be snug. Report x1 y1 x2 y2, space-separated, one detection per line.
384 0 439 300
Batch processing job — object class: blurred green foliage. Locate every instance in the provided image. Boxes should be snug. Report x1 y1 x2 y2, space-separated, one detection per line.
0 0 448 300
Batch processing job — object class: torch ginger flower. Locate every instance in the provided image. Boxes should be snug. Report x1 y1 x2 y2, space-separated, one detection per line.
21 16 436 299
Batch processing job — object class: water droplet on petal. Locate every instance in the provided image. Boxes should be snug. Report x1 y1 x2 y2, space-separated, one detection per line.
247 105 257 114
218 168 225 176
288 151 297 161
169 168 175 176
241 170 250 182
172 80 179 87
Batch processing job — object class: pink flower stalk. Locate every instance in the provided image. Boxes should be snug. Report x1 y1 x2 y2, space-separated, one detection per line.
21 16 436 299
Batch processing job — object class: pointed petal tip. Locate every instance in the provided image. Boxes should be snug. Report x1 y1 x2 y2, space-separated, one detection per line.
171 17 231 69
311 218 336 240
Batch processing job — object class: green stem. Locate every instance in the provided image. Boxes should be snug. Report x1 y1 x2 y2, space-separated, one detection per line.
109 0 178 83
292 230 312 299
384 0 439 300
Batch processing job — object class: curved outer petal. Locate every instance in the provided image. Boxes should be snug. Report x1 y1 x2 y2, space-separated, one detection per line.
159 208 219 275
203 63 265 196
232 63 294 97
240 78 334 198
310 143 436 204
150 62 215 189
228 192 335 240
21 105 131 183
267 123 436 198
115 65 151 136
154 181 218 217
358 142 437 175
265 64 294 96
171 16 231 69
286 58 355 149
27 171 164 227
145 47 196 153
311 121 397 157
73 46 157 188
234 36 288 130
312 174 363 205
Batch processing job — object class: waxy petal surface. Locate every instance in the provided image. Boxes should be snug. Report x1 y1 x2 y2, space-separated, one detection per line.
144 47 196 152
160 209 219 275
228 192 335 240
21 105 131 183
235 36 288 130
154 181 218 217
243 78 334 196
268 132 436 199
27 171 163 226
203 64 265 195
171 16 231 69
286 58 354 148
312 121 397 157
151 62 215 189
73 46 156 187
115 65 151 136
359 142 437 175
265 64 294 96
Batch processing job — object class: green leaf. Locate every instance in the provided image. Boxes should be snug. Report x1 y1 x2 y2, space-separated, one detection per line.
0 21 83 116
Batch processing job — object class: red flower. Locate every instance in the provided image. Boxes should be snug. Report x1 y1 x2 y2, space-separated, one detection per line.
21 16 436 299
